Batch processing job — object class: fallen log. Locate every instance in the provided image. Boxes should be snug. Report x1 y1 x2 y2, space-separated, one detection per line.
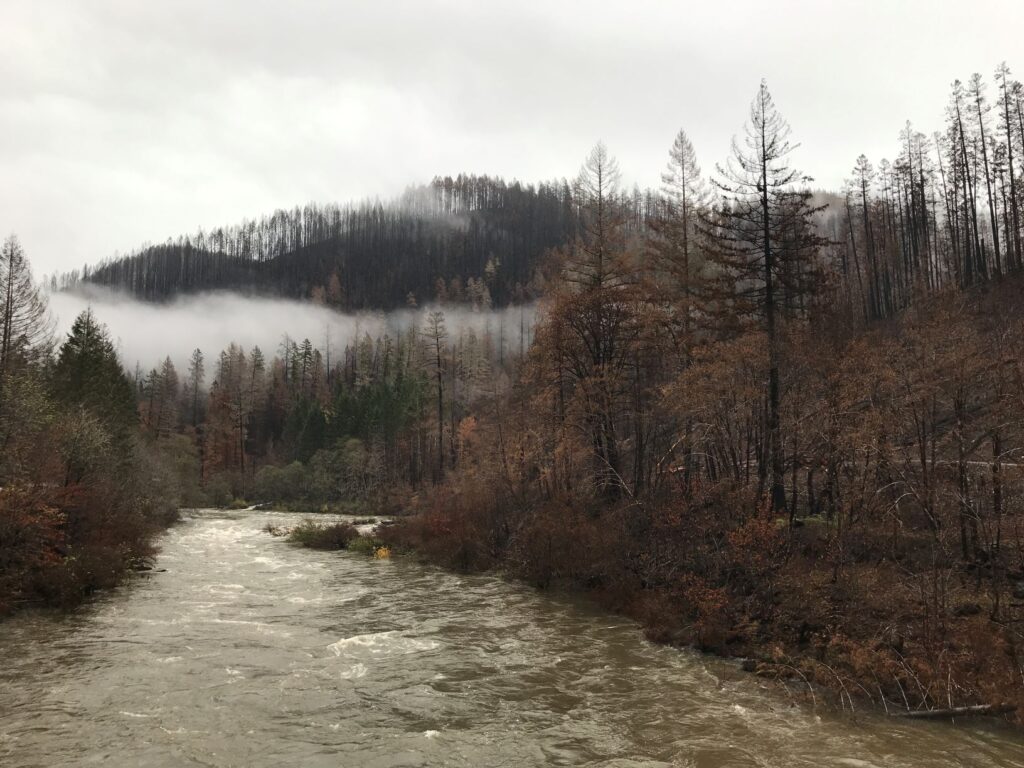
895 703 1016 720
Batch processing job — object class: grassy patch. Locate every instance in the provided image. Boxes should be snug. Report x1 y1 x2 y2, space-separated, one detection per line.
346 535 394 559
345 535 378 554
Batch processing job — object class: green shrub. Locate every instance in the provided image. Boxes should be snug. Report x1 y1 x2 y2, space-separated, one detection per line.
203 474 233 508
287 520 358 550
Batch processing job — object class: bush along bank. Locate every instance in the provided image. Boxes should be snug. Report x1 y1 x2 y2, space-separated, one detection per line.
375 473 1024 726
1 306 195 616
264 519 391 558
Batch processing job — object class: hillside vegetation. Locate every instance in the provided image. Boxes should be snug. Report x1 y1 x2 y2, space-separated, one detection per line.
8 65 1024 722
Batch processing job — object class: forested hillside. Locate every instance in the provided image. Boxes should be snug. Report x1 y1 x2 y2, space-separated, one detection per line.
59 176 594 309
372 71 1024 721
66 65 1024 319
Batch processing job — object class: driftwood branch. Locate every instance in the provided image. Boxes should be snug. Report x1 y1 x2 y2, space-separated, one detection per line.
894 703 1016 720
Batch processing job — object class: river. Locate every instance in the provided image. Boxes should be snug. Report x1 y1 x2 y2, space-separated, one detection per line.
1 508 1022 767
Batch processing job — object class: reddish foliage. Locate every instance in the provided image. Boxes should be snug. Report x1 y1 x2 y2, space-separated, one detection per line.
0 482 157 613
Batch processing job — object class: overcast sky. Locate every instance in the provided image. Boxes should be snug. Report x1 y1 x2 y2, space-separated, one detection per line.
4 0 1023 276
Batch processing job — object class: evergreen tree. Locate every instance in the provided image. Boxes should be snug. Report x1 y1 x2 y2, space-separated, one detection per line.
51 309 137 462
185 348 205 428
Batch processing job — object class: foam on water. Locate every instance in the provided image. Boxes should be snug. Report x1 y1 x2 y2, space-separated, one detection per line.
339 662 368 680
327 631 440 657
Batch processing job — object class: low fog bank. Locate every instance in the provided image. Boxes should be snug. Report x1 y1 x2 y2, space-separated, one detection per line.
48 287 537 374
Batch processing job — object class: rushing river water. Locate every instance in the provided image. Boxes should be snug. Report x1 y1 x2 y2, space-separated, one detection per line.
1 509 1023 767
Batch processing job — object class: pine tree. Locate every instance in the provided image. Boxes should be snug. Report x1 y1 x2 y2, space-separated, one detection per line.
52 309 137 442
648 129 708 355
969 73 1001 275
539 143 639 497
705 80 826 512
186 348 205 428
422 311 448 479
996 63 1022 270
156 356 179 437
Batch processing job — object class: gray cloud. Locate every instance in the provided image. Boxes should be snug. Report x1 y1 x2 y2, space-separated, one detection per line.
4 0 1022 276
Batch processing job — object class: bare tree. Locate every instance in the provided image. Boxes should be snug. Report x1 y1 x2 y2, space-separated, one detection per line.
422 310 448 479
996 63 1022 270
705 81 825 513
0 235 51 411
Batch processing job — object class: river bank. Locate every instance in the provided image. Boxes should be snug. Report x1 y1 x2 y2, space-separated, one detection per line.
375 498 1024 729
0 485 179 617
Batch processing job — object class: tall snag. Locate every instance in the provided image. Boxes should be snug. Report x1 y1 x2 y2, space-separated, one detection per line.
704 81 825 513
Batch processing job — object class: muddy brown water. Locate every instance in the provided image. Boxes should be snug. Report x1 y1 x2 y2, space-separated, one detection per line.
1 508 1022 767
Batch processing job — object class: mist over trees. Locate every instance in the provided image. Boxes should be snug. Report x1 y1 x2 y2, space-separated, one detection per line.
56 60 1024 335
57 176 589 310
